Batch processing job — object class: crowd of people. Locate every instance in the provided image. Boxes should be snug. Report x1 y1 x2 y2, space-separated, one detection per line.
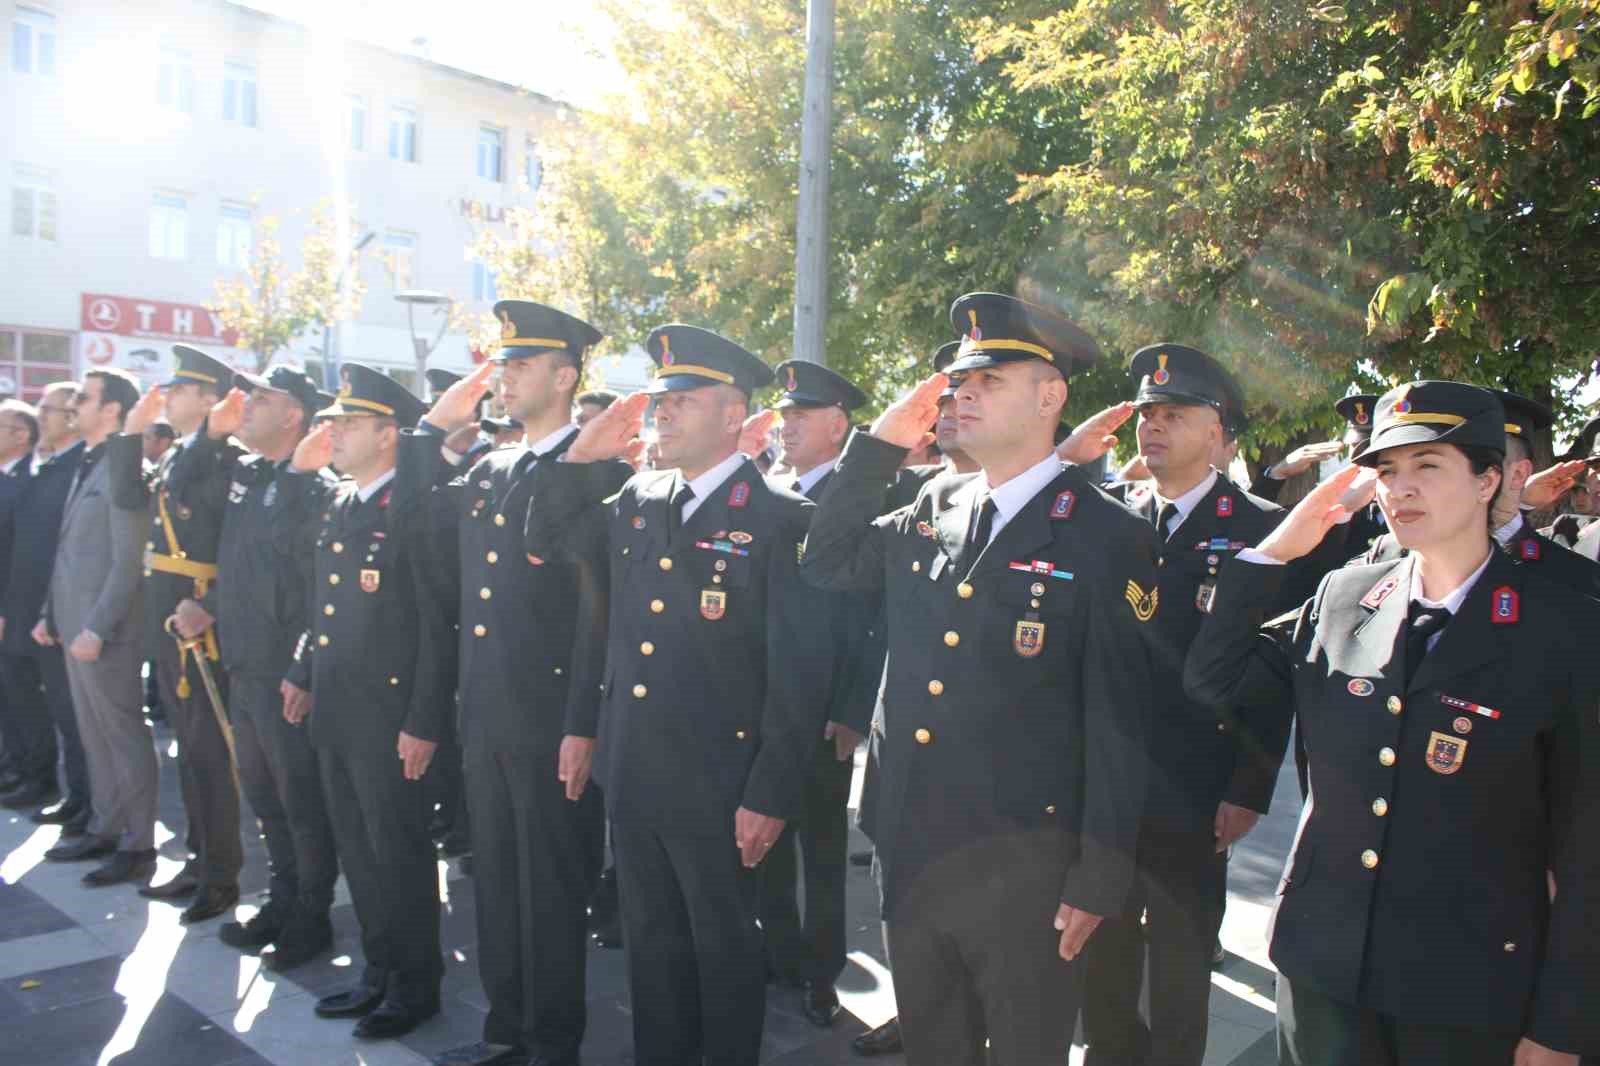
0 291 1595 1066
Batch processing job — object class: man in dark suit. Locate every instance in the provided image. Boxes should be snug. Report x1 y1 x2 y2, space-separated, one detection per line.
5 383 88 833
0 400 53 809
525 326 835 1066
801 292 1156 1066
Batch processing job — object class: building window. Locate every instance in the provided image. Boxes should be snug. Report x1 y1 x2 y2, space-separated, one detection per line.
223 60 258 127
216 202 253 269
523 139 543 193
348 94 366 151
388 105 417 162
0 328 74 401
149 192 189 260
383 232 416 289
11 168 57 241
477 126 504 182
472 261 498 303
11 6 55 76
159 45 195 113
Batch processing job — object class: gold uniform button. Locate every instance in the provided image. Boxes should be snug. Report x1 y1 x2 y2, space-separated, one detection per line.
650 599 665 614
1030 598 1041 609
323 605 335 616
473 624 487 637
914 728 932 745
486 551 498 564
943 631 960 647
1216 722 1227 733
659 557 673 571
735 730 747 740
494 514 506 526
911 560 921 573
332 542 343 553
480 587 492 600
1372 798 1389 817
928 679 944 696
1378 747 1396 767
1387 695 1402 715
1030 582 1045 597
1361 849 1379 869
712 575 723 584
554 667 563 676
640 642 655 656
957 582 973 599
1044 805 1056 814
632 684 648 699
389 676 398 686
1157 557 1166 567
328 574 340 585
317 635 329 647
1503 941 1517 953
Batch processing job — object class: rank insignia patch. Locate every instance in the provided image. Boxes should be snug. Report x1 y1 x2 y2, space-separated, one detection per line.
1050 491 1076 520
1360 573 1402 610
359 569 380 593
1014 619 1046 658
916 521 937 539
728 481 750 508
1124 580 1159 622
1520 538 1541 560
700 589 727 620
1216 496 1233 517
1491 586 1519 624
1425 731 1467 775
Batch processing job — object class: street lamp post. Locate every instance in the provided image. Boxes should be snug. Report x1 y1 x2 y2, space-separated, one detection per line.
396 289 454 389
322 230 376 391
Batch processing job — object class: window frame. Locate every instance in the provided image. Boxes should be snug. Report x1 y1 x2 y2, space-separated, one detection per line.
477 124 505 183
215 201 253 269
222 58 259 128
148 190 190 261
11 6 57 77
388 104 419 163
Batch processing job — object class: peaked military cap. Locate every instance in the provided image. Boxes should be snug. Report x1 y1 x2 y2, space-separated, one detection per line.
1354 381 1506 466
234 364 328 416
643 324 773 396
492 300 603 364
945 292 1100 375
1578 415 1600 461
317 361 427 428
931 340 961 373
166 344 233 393
773 359 867 412
1335 394 1378 439
425 368 462 396
1129 343 1247 431
1489 389 1553 445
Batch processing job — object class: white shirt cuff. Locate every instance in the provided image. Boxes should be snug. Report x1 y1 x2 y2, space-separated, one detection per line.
1234 548 1285 566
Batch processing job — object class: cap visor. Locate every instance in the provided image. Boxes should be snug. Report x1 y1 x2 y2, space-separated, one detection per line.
642 374 720 396
774 393 833 410
1355 422 1501 466
1133 387 1220 411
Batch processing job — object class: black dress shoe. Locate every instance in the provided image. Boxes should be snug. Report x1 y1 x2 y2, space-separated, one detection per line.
851 1017 902 1056
262 908 332 972
83 849 158 887
180 884 240 923
1210 937 1227 968
31 799 86 825
139 869 199 900
848 849 874 867
433 1040 525 1066
353 998 439 1040
219 898 290 951
1 780 58 809
315 982 387 1019
45 835 115 862
801 980 841 1028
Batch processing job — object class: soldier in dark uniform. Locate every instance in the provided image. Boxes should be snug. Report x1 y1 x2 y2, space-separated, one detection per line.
524 325 835 1066
1254 393 1388 556
107 346 243 922
397 301 621 1066
283 364 449 1040
758 358 873 1028
1185 381 1600 1066
170 365 341 969
802 292 1157 1066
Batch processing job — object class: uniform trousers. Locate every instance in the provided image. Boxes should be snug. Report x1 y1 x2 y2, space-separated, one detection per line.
886 828 1078 1066
64 637 155 851
466 743 603 1058
155 635 241 889
1081 821 1228 1066
1277 972 1521 1066
231 676 337 910
758 739 853 984
612 817 765 1066
318 735 441 1008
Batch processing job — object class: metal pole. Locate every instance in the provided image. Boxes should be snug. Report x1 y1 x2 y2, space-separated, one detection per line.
792 0 833 366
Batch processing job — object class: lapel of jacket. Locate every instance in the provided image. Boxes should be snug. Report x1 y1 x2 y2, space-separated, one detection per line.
62 452 105 529
1346 554 1414 686
970 467 1078 581
933 476 984 577
1409 549 1518 694
679 459 757 548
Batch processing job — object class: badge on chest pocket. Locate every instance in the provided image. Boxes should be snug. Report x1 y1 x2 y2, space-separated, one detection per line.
700 589 726 620
1013 619 1045 658
360 569 380 593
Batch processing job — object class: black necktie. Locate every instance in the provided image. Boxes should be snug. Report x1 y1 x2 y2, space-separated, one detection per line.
1404 603 1453 683
669 481 695 537
1154 501 1179 540
790 479 804 495
970 494 997 553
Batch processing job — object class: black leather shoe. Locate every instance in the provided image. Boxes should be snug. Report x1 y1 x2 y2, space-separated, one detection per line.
45 835 115 862
139 868 199 900
1211 938 1227 968
219 898 289 951
83 849 158 887
801 980 841 1028
851 1017 902 1056
262 908 333 972
1 780 58 809
353 998 439 1040
433 1040 525 1066
848 849 874 867
180 884 240 923
315 983 387 1019
31 799 86 825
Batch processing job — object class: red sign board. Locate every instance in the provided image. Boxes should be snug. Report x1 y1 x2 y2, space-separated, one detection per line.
79 293 240 347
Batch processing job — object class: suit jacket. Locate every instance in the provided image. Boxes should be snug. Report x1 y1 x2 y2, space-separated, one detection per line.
801 432 1157 919
1185 552 1600 1053
525 454 835 830
1 443 83 656
47 446 148 645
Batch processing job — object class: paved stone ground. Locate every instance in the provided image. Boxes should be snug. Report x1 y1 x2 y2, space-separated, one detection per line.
0 720 1301 1065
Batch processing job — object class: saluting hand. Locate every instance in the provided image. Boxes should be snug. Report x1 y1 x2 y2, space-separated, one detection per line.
734 806 785 868
1054 903 1104 961
738 409 778 458
397 731 437 781
124 385 166 436
291 422 334 473
425 360 496 433
206 388 247 440
1271 440 1346 479
1520 460 1589 511
566 391 650 464
1057 402 1134 465
1254 464 1364 564
871 373 947 450
558 735 595 801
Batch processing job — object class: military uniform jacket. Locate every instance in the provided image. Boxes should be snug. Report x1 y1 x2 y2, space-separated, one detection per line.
286 478 451 751
1184 553 1600 1052
1360 517 1600 601
168 436 335 681
801 433 1158 919
1111 475 1293 825
393 428 623 754
524 455 835 831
